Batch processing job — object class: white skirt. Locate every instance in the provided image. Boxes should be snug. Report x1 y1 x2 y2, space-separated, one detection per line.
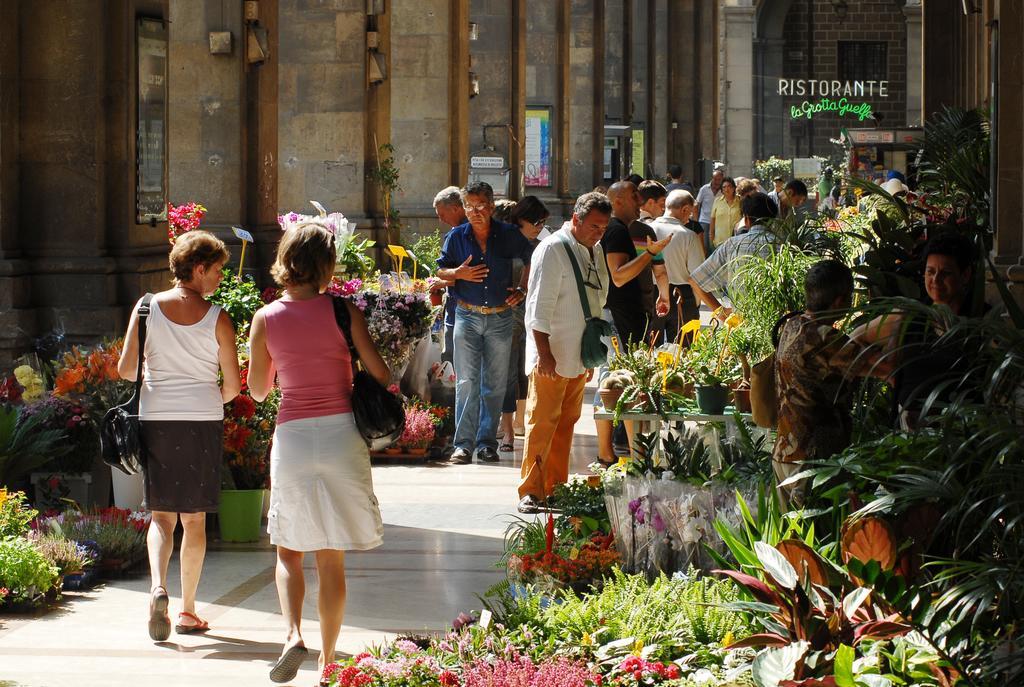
268 413 383 552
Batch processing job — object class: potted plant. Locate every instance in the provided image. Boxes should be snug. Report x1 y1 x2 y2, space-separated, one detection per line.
399 403 436 455
219 361 279 543
21 397 98 511
694 365 730 415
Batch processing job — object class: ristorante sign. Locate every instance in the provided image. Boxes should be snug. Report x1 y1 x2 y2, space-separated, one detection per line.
778 79 889 98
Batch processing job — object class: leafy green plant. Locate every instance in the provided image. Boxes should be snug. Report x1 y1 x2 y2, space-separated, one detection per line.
406 229 445 276
0 404 70 487
209 268 263 331
753 157 793 184
552 478 610 543
337 235 377 280
367 141 402 244
0 490 37 539
0 536 59 607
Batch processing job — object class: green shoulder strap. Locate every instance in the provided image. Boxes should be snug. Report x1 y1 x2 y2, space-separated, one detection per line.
558 232 594 320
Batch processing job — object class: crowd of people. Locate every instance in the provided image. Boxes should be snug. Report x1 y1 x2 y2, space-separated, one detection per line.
428 170 815 514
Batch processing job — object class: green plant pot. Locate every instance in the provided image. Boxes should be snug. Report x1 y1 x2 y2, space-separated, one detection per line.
695 385 730 415
218 489 265 543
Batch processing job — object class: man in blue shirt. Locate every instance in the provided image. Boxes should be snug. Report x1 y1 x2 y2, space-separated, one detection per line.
436 181 534 464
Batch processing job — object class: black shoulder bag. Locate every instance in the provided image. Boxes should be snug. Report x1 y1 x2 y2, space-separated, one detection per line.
559 234 613 369
331 296 406 451
100 293 153 475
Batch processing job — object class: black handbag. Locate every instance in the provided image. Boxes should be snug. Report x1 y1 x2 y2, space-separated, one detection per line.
100 293 153 475
331 296 406 451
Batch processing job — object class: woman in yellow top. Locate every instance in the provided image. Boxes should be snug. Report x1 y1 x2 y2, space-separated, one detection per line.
708 177 741 249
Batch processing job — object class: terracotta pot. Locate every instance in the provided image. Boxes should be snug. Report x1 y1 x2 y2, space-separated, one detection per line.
598 387 624 411
429 290 444 307
733 388 752 413
406 447 428 456
383 447 403 455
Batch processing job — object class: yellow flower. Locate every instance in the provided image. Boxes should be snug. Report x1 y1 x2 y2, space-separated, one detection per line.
0 488 7 506
632 639 644 656
581 632 593 646
725 313 744 329
722 631 734 648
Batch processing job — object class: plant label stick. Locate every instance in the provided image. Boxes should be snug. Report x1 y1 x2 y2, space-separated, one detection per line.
232 226 255 281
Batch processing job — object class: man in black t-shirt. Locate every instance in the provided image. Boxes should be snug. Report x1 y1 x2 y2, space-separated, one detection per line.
602 181 671 347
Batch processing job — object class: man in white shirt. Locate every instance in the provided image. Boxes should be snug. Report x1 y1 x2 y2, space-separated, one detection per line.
518 192 611 513
694 168 724 255
648 190 706 345
689 192 780 321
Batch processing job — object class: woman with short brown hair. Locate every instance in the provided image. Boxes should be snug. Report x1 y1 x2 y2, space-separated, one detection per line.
117 229 241 641
248 222 390 683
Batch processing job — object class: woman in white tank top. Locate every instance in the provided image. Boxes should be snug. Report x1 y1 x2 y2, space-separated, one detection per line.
117 231 241 642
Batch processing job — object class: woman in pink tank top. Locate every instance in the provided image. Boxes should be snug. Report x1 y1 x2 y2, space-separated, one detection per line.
247 223 389 684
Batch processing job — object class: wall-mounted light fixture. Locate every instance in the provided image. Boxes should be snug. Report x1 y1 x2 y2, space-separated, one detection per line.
830 0 849 23
468 22 479 41
469 72 480 98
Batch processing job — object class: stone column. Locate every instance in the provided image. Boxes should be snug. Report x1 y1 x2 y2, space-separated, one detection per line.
903 0 923 126
391 1 452 236
994 0 1024 278
721 1 755 177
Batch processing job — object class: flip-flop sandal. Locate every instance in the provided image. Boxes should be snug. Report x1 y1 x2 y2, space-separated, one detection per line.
498 443 515 453
270 644 309 683
148 586 171 641
175 611 210 634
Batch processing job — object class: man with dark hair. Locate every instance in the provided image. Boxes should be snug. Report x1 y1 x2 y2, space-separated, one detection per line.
769 179 809 218
688 191 779 321
773 259 891 506
695 169 725 254
666 165 696 195
436 181 535 464
625 173 644 188
434 186 468 364
638 180 668 223
518 192 612 513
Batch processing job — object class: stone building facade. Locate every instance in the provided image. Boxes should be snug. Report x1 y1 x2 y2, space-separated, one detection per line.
1 0 1019 363
720 0 922 173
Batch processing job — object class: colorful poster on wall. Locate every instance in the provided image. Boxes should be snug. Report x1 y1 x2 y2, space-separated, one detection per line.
525 107 552 187
631 128 645 177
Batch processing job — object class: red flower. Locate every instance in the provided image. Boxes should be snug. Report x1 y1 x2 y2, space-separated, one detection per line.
232 394 257 419
665 664 681 680
438 670 459 686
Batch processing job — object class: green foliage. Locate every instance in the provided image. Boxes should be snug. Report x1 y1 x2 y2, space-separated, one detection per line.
500 516 550 564
406 229 445 276
0 403 71 487
368 142 403 243
731 245 817 362
0 536 59 606
209 268 263 331
753 157 793 184
58 515 147 564
917 106 991 230
337 235 378 280
709 487 826 572
0 490 37 539
552 478 610 542
497 568 752 664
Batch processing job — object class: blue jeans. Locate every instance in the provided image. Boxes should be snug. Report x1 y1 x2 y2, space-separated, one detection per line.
453 306 514 452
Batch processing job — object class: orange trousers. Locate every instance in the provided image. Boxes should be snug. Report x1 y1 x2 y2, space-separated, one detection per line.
518 371 588 500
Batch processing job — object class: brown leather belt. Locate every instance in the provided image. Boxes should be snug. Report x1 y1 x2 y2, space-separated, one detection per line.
457 300 510 315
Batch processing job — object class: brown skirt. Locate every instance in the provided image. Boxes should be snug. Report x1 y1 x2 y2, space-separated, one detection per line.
140 420 223 513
